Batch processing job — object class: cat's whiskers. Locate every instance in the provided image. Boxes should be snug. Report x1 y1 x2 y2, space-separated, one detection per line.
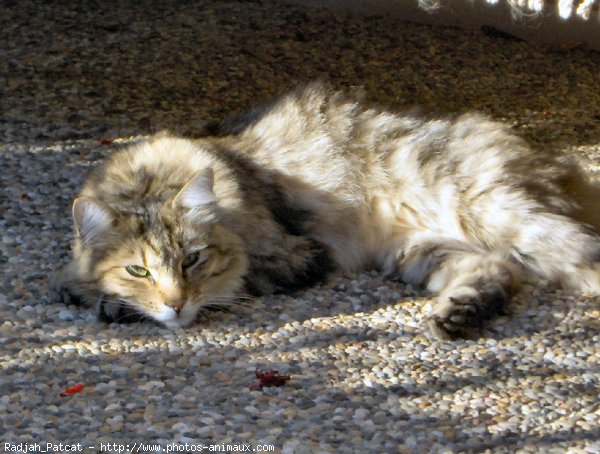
94 295 157 324
195 306 211 317
97 295 132 307
199 293 263 314
202 293 261 302
114 311 152 324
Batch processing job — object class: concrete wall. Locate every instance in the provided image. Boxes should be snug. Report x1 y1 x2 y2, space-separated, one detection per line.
284 0 600 50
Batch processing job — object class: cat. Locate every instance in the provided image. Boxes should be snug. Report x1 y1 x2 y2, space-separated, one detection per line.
57 82 600 339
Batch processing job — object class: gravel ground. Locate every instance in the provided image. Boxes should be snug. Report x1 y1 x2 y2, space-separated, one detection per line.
1 1 599 452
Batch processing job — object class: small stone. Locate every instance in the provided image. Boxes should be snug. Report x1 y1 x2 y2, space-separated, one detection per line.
197 426 213 437
58 310 75 321
353 408 369 420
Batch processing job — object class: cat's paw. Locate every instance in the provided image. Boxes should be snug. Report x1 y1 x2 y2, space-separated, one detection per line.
56 286 83 306
427 282 509 339
49 270 83 306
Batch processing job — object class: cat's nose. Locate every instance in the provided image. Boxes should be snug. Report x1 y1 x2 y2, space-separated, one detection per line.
165 301 184 313
159 281 186 314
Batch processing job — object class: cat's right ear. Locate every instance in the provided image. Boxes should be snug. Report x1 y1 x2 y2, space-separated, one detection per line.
72 197 114 245
172 168 217 211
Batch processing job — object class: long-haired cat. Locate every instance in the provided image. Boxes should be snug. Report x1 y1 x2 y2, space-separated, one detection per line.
58 82 600 338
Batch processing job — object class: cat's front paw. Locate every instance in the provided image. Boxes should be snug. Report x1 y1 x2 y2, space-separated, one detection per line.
427 282 509 339
98 299 144 324
56 286 83 306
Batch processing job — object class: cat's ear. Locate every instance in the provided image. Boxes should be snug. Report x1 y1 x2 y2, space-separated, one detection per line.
173 168 217 210
72 197 114 245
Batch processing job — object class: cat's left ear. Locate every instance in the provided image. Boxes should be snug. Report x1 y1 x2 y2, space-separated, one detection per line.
72 197 115 246
173 168 217 211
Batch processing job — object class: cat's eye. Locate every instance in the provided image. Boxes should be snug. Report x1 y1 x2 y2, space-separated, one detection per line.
181 251 207 270
125 265 150 278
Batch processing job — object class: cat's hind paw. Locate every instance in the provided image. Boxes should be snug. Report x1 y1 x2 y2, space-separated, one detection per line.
427 282 509 339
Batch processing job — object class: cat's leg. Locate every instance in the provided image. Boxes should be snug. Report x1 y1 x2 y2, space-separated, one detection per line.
51 261 85 306
53 263 144 323
506 212 600 295
396 234 519 339
401 215 600 339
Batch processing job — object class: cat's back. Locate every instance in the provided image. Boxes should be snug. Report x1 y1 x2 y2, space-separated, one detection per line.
223 83 415 204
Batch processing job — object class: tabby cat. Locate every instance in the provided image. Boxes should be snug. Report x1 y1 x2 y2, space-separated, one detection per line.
58 83 600 338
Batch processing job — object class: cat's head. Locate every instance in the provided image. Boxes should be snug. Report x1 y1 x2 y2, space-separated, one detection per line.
71 168 249 328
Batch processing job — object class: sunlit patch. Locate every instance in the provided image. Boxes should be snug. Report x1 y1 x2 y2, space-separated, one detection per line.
558 0 574 18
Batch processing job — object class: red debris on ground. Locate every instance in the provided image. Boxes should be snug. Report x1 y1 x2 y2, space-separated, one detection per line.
249 369 291 390
58 383 85 396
